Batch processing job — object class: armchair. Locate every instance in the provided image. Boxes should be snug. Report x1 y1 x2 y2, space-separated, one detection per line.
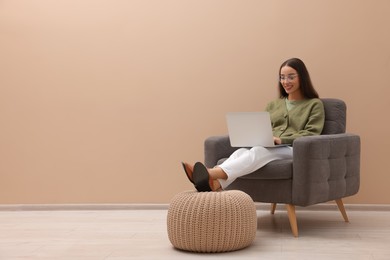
204 98 360 237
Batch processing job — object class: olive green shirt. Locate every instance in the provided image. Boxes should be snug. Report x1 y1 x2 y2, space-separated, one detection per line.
265 98 325 145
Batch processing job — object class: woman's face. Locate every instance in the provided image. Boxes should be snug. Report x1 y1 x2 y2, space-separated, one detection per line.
280 66 301 98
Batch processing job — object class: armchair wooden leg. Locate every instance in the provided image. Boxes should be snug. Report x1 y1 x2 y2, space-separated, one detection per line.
286 204 298 237
271 203 277 214
335 199 349 222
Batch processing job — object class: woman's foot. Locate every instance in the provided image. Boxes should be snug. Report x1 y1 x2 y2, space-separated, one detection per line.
211 179 222 191
192 162 223 192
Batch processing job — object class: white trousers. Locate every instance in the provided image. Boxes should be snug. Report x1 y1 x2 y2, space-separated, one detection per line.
217 146 293 189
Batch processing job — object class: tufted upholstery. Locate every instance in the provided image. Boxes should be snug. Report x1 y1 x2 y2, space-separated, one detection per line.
292 133 360 206
204 98 360 236
321 98 346 134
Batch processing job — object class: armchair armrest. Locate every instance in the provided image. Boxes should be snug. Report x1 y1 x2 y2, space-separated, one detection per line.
292 133 361 206
204 135 239 168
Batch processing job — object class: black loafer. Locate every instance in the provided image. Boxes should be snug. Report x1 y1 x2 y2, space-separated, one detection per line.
193 162 212 192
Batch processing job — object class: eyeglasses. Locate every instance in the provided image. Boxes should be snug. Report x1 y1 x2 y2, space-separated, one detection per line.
279 74 298 82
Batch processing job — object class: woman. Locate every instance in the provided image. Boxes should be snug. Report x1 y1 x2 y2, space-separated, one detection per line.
182 58 325 192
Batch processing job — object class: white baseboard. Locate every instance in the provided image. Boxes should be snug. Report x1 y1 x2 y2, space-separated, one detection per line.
0 204 169 211
261 203 390 212
0 203 390 211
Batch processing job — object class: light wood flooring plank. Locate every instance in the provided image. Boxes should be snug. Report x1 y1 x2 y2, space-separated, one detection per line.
0 209 389 259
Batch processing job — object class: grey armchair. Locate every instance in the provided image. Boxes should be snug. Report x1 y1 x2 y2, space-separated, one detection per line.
204 98 360 237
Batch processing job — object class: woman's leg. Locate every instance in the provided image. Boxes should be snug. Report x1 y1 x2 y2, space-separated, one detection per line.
217 146 293 189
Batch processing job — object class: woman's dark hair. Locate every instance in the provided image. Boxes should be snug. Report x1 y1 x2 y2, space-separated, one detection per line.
278 58 319 99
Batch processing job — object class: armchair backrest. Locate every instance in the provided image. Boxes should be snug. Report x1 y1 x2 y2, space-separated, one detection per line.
321 98 346 135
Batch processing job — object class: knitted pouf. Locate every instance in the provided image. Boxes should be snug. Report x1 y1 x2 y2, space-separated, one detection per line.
167 190 257 253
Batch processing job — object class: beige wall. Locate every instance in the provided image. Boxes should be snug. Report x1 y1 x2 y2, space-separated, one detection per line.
1 0 389 204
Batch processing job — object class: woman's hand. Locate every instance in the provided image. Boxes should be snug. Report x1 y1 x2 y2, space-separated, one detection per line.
273 137 282 145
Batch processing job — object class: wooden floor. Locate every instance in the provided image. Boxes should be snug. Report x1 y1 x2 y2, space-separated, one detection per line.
0 206 390 259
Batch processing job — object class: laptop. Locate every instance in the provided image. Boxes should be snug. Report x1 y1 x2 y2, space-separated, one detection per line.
226 112 284 148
